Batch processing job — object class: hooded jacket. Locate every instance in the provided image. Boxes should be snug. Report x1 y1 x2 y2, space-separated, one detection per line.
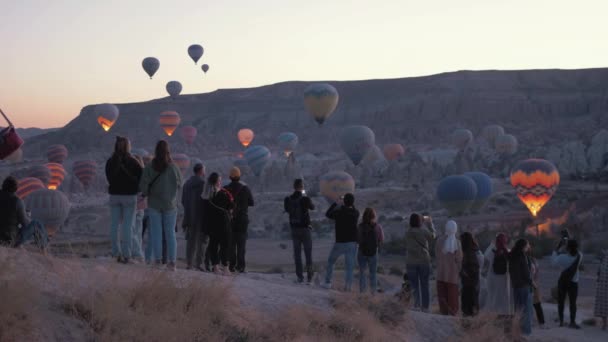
325 203 359 243
105 154 143 195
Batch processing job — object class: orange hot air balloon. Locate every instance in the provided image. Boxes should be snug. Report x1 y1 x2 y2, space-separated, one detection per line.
238 129 254 147
383 144 406 161
159 111 181 136
510 159 560 217
180 126 198 145
45 163 66 190
16 177 45 199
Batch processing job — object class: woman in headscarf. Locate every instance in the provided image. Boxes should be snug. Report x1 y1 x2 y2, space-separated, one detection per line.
483 233 513 316
461 232 482 316
434 220 462 315
202 172 234 274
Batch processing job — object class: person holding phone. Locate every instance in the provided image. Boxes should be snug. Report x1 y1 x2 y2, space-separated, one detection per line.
552 237 583 329
405 212 436 312
284 179 316 284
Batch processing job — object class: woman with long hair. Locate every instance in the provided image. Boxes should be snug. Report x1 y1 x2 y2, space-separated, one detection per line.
552 238 583 329
405 213 436 311
357 207 384 294
509 238 533 335
139 140 182 270
460 232 481 317
202 172 234 274
105 136 143 263
483 233 513 316
435 220 462 315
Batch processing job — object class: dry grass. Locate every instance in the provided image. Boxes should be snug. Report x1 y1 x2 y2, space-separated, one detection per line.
450 312 522 342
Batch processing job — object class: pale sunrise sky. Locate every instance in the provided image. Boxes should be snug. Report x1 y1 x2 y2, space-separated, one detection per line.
1 0 606 128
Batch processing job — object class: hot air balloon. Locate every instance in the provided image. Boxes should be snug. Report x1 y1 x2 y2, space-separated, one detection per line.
481 125 505 145
383 144 406 161
339 125 375 166
451 129 473 150
303 83 339 125
278 132 298 157
28 165 51 186
166 81 182 99
202 64 209 73
95 103 119 132
187 44 204 64
16 177 45 200
362 145 385 166
142 57 160 79
73 160 98 188
319 171 355 203
495 134 518 155
180 126 198 145
437 175 478 216
238 129 254 147
45 163 66 190
159 111 181 136
5 148 23 163
47 145 68 164
510 159 560 217
463 172 493 212
173 154 191 175
244 145 271 176
25 189 70 236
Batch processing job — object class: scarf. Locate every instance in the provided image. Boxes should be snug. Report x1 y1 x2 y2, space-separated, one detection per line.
442 220 459 254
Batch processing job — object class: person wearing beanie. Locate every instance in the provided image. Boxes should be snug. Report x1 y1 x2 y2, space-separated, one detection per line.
435 220 462 315
223 166 254 273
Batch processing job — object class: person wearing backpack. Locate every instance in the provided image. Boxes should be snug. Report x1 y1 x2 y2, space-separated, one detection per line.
552 238 583 329
284 179 315 284
435 220 462 315
224 167 254 273
482 233 513 316
323 193 360 291
357 208 384 294
405 213 436 312
509 239 534 336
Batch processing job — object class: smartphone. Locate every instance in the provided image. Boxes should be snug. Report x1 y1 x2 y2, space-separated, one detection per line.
301 189 306 195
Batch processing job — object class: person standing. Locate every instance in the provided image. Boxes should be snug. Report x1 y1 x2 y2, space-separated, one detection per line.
483 233 513 316
357 207 384 294
552 238 583 329
202 172 234 274
106 136 143 264
139 140 182 271
595 250 608 331
405 213 436 312
509 239 534 336
182 163 207 270
284 179 315 284
435 220 462 315
529 244 546 328
0 176 31 247
323 193 360 291
460 232 482 317
224 167 254 273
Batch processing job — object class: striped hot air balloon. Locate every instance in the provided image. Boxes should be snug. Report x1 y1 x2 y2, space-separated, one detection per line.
47 144 68 164
303 83 339 125
238 129 254 147
319 171 355 203
159 111 181 136
510 159 560 217
180 126 198 145
25 189 70 236
383 144 406 161
95 103 119 132
16 177 45 200
173 154 191 175
463 172 493 212
73 160 98 188
278 132 298 156
45 163 66 190
28 165 51 186
437 175 478 216
339 125 375 166
244 145 271 176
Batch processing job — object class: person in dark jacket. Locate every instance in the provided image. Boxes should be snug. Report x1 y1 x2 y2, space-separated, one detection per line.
105 136 143 263
460 232 481 317
323 193 360 291
202 172 234 274
182 163 206 270
509 238 534 335
0 176 30 246
284 179 315 284
224 167 254 273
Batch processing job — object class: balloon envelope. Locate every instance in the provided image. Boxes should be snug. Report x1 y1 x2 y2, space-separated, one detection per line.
495 134 518 155
180 126 198 145
238 129 254 147
47 145 68 164
244 145 271 176
202 64 209 73
510 159 560 217
482 125 505 145
28 165 51 186
437 175 478 216
142 57 160 79
278 132 298 156
319 171 355 203
25 189 70 236
451 129 473 150
187 44 204 64
16 177 45 200
95 103 120 132
383 144 406 161
166 81 182 99
172 154 191 175
73 160 98 188
463 172 493 212
159 111 181 136
45 163 66 190
303 83 339 125
339 125 375 166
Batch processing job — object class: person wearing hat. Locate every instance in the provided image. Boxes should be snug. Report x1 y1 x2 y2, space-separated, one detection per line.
223 166 254 273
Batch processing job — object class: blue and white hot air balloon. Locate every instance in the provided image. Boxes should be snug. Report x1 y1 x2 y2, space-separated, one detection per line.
463 172 493 212
437 175 478 216
244 145 271 176
278 132 298 157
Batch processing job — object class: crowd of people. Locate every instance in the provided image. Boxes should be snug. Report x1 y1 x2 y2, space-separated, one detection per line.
1 136 608 335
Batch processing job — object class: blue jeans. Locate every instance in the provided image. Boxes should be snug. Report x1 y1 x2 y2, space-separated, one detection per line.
109 195 137 258
358 253 378 294
131 210 144 259
513 286 533 335
324 242 357 291
147 208 177 263
15 220 48 250
406 264 431 309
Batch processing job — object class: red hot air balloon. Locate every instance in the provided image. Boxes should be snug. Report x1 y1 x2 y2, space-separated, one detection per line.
47 144 68 164
159 111 181 136
238 129 254 147
73 160 98 188
28 165 51 186
16 177 45 200
172 154 191 175
180 126 198 145
510 159 560 217
45 163 66 190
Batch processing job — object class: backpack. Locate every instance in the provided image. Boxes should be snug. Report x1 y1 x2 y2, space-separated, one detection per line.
492 249 508 275
360 223 378 257
287 196 308 228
